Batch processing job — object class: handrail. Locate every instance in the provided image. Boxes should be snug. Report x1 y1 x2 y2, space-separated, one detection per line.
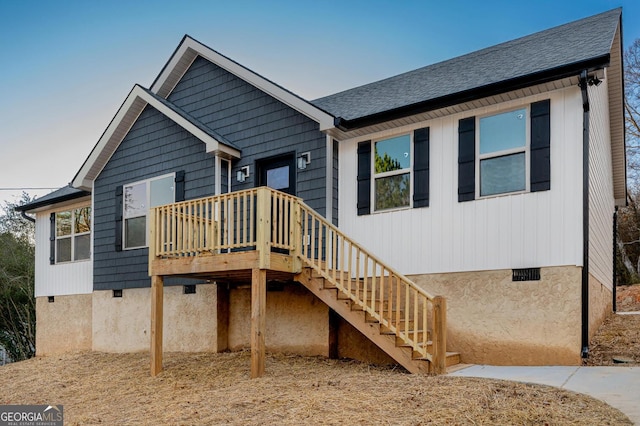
297 201 446 372
149 187 447 373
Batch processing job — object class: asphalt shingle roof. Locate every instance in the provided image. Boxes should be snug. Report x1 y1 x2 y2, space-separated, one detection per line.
15 185 90 212
312 8 620 125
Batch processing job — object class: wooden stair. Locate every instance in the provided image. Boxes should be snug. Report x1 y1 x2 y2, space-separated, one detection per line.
295 267 460 374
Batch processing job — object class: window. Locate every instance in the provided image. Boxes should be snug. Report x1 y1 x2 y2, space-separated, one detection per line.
266 165 290 190
373 134 411 211
123 174 175 249
478 108 527 197
357 128 429 215
55 207 91 263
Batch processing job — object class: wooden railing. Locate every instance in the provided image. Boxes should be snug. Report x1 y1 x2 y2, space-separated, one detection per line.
298 203 447 373
149 187 446 373
150 188 300 257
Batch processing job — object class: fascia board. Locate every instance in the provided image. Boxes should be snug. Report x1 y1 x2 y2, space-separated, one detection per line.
72 86 145 191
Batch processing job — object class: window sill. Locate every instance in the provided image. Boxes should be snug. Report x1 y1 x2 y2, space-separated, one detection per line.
371 205 413 215
54 258 92 265
477 189 528 200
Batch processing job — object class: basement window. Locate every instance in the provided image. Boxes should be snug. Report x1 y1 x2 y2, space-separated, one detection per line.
48 296 55 303
113 289 123 298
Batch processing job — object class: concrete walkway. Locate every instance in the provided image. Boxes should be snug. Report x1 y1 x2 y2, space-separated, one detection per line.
450 365 640 424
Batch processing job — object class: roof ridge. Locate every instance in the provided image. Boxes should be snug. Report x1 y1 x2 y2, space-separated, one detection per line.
313 8 621 104
312 8 621 127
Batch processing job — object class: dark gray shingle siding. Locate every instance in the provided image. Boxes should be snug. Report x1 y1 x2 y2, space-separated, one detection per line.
168 56 327 214
93 55 327 290
93 105 215 291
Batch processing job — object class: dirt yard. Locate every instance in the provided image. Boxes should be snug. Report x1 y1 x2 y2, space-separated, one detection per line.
0 351 632 425
616 283 640 312
587 283 640 366
2 285 638 425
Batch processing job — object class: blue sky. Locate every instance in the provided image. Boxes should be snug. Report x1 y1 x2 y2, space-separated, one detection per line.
0 0 638 206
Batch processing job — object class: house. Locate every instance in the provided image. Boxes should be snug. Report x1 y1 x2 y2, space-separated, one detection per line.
17 8 625 375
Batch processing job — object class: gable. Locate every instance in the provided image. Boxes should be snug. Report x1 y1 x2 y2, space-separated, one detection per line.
150 35 334 131
72 85 240 191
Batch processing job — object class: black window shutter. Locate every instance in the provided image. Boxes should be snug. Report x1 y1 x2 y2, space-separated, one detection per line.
115 185 123 252
413 127 430 208
530 99 551 192
49 213 56 264
357 141 371 216
458 117 476 202
175 170 185 202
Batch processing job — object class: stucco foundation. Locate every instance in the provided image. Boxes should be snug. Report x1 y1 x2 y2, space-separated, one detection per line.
410 266 583 365
336 318 395 365
228 282 329 356
92 284 220 353
588 273 613 341
36 294 92 356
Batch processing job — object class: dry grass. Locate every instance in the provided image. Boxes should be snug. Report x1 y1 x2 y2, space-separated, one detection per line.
587 313 640 366
0 351 631 425
587 284 640 366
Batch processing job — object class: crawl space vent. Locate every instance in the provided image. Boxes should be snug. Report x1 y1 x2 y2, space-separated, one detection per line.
512 268 541 281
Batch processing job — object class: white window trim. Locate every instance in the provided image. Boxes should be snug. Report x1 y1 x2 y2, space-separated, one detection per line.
371 133 413 213
475 106 531 199
123 172 176 250
55 206 92 264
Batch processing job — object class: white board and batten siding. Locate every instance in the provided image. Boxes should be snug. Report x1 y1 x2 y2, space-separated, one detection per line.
339 87 586 276
588 78 616 290
34 200 93 297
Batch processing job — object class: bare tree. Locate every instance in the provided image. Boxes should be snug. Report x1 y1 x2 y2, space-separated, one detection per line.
617 39 640 283
626 39 640 182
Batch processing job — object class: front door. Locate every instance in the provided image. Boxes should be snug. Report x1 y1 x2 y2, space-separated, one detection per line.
257 154 296 195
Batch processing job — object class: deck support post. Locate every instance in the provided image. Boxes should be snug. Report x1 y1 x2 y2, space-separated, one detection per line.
432 296 447 374
251 268 267 378
150 275 164 376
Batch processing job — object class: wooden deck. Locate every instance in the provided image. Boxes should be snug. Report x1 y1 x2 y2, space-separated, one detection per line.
147 187 454 378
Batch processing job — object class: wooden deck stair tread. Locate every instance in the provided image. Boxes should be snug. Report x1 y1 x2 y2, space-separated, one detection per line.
296 266 459 374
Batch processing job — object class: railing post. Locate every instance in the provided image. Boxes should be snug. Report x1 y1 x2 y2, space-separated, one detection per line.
148 208 156 276
291 199 302 273
256 187 271 269
433 295 447 374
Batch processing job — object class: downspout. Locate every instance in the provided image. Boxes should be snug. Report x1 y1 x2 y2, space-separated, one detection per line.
579 70 590 359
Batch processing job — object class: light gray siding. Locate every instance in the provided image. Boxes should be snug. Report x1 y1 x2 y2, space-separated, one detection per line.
588 80 615 289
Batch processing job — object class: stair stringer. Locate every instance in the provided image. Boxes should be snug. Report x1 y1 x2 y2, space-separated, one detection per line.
295 268 431 374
